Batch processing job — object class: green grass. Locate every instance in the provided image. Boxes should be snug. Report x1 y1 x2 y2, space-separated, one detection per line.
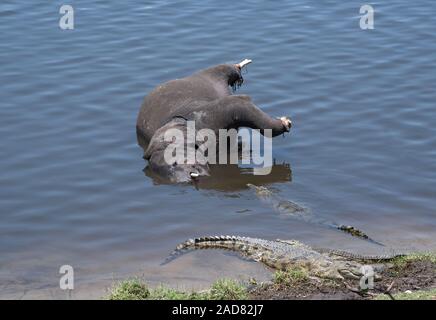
147 285 208 300
107 278 247 300
273 266 309 286
375 288 436 300
209 278 248 300
391 252 436 269
108 278 150 300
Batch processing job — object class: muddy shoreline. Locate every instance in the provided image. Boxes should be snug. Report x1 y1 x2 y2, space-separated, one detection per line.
249 258 436 300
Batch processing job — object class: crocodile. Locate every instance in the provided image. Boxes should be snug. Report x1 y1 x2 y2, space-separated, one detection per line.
247 184 382 245
165 235 407 280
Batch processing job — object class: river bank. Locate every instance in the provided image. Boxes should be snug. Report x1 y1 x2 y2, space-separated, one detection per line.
108 253 435 300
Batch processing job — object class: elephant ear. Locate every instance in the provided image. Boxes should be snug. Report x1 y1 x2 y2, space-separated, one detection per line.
143 132 164 160
143 118 187 160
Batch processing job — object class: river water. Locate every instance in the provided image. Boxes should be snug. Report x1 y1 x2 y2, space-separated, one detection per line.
1 1 435 298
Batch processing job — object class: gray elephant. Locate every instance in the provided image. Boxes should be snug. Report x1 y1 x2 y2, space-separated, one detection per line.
136 60 292 183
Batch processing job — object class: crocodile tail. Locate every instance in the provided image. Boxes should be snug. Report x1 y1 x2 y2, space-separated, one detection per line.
161 235 254 266
315 247 407 261
160 238 196 265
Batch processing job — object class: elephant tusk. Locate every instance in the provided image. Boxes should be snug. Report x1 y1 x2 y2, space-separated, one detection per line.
237 59 252 69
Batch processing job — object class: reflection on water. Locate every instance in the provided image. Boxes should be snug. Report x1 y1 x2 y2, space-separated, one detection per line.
144 163 292 191
138 129 292 191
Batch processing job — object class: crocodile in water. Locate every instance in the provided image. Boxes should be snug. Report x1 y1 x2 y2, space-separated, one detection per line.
247 184 382 245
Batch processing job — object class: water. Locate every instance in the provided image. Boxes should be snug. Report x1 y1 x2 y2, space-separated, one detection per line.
1 0 435 299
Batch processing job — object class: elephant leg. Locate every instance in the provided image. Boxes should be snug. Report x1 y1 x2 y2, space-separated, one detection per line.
190 95 291 137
